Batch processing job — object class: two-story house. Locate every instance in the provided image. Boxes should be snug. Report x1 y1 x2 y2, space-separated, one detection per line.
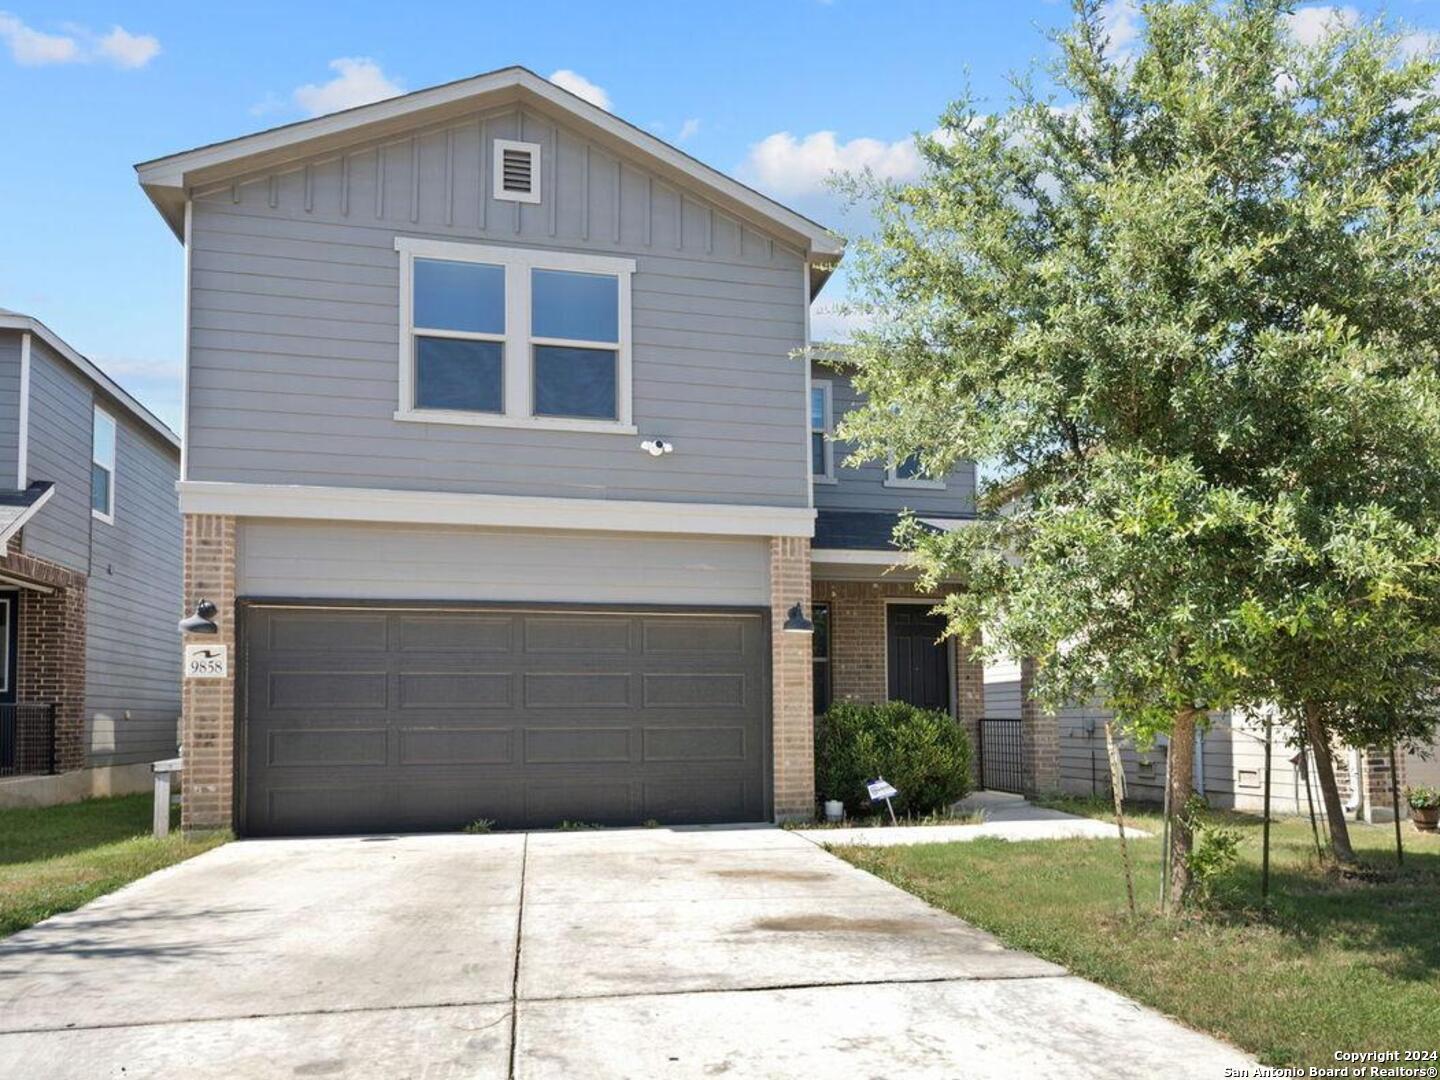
0 311 182 806
138 66 995 836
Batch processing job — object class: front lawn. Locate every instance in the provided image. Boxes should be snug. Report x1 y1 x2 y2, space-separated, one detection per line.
835 799 1440 1068
0 793 227 938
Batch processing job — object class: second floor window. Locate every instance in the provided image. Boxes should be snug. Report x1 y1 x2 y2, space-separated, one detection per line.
395 237 635 433
91 405 116 522
810 381 833 479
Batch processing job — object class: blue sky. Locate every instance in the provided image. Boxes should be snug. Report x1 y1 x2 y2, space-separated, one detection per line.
1 1 1435 429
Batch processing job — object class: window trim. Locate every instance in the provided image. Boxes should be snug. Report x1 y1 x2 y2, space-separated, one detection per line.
884 453 946 490
395 236 636 434
493 139 542 204
91 404 116 524
810 379 836 484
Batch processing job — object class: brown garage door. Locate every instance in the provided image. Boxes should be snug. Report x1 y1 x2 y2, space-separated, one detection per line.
240 604 770 836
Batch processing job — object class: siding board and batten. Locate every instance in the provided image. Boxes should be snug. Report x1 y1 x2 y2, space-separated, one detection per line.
186 105 809 508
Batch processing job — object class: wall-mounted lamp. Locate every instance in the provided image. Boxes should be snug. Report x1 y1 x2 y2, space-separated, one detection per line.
782 601 814 634
641 438 674 457
179 599 219 635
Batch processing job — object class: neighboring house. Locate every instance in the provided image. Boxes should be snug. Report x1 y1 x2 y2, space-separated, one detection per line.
0 310 182 806
136 65 1004 836
984 669 1411 821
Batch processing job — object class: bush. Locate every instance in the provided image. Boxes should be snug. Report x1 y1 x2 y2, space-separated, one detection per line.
1405 786 1440 810
815 700 973 816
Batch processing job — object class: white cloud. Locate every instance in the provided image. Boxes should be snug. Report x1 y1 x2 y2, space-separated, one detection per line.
1100 0 1141 55
0 13 159 68
0 12 80 65
97 26 159 69
740 129 924 197
677 117 701 142
293 58 404 117
548 68 610 111
1285 5 1360 48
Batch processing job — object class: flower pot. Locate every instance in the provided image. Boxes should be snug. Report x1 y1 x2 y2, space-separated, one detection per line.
1411 805 1439 833
824 799 845 823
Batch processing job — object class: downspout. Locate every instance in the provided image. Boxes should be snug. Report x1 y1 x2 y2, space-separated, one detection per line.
1345 747 1363 817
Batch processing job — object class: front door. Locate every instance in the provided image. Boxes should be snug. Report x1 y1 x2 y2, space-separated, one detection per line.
887 604 950 711
0 592 17 771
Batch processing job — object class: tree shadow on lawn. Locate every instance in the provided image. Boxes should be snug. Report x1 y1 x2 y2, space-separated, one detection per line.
0 795 162 867
1206 845 1440 985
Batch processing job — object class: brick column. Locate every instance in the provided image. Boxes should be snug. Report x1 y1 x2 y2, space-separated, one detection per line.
1019 656 1059 796
954 629 983 787
6 553 88 774
1360 745 1406 824
181 514 237 834
770 536 814 821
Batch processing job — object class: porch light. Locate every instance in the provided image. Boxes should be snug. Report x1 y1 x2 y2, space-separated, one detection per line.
179 599 219 635
783 602 814 634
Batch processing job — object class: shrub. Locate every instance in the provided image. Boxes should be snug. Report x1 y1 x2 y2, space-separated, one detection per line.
1405 786 1440 810
815 700 973 816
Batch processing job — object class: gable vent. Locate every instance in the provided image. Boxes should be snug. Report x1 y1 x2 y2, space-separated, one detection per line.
494 139 542 204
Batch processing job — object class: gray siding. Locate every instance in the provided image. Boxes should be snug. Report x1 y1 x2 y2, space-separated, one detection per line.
0 331 21 489
811 361 976 517
85 415 182 766
238 520 770 606
18 337 181 766
22 339 92 572
186 104 810 508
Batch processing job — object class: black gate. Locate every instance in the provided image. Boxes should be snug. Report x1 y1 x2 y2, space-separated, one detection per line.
0 703 57 777
977 717 1024 793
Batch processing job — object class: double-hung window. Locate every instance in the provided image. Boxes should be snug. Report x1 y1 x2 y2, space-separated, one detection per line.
91 405 115 523
810 380 834 481
396 237 635 432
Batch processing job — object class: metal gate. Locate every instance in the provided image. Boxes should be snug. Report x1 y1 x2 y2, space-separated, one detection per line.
977 718 1024 793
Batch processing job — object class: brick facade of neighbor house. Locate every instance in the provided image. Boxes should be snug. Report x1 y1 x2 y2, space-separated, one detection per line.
811 578 986 786
0 548 87 773
771 537 814 819
180 514 237 833
1019 657 1060 796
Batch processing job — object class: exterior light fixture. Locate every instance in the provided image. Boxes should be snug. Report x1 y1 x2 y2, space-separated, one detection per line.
179 599 219 635
783 602 814 634
641 438 674 457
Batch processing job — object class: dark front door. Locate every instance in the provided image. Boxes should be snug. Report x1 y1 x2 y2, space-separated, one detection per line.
887 604 950 711
241 603 770 836
0 592 17 772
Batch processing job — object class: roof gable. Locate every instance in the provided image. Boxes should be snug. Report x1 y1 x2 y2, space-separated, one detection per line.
137 66 842 286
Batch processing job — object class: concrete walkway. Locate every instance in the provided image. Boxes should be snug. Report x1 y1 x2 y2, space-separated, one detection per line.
0 827 1245 1079
793 790 1151 847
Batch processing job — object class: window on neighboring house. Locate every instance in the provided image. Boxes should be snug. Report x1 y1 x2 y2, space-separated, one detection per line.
396 237 635 432
91 406 115 522
886 452 945 489
812 601 831 715
810 381 833 480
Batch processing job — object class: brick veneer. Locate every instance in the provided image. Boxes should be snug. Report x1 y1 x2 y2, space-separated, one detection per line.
1019 657 1059 796
180 514 237 833
771 537 814 819
1 550 87 773
811 578 986 786
1360 745 1406 823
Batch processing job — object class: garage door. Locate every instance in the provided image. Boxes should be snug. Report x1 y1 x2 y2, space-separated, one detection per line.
240 604 770 835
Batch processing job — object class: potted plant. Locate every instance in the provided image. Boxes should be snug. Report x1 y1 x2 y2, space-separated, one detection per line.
1405 786 1440 832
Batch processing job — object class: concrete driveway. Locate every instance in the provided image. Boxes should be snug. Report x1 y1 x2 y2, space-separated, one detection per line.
0 827 1249 1079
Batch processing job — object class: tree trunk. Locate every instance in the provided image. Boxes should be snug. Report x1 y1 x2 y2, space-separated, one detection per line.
1167 707 1199 907
1302 701 1357 866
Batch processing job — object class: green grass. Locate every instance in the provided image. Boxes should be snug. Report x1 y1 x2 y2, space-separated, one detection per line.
834 797 1440 1068
0 793 228 938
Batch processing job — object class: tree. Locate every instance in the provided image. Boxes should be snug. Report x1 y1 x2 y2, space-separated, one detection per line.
835 0 1440 900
